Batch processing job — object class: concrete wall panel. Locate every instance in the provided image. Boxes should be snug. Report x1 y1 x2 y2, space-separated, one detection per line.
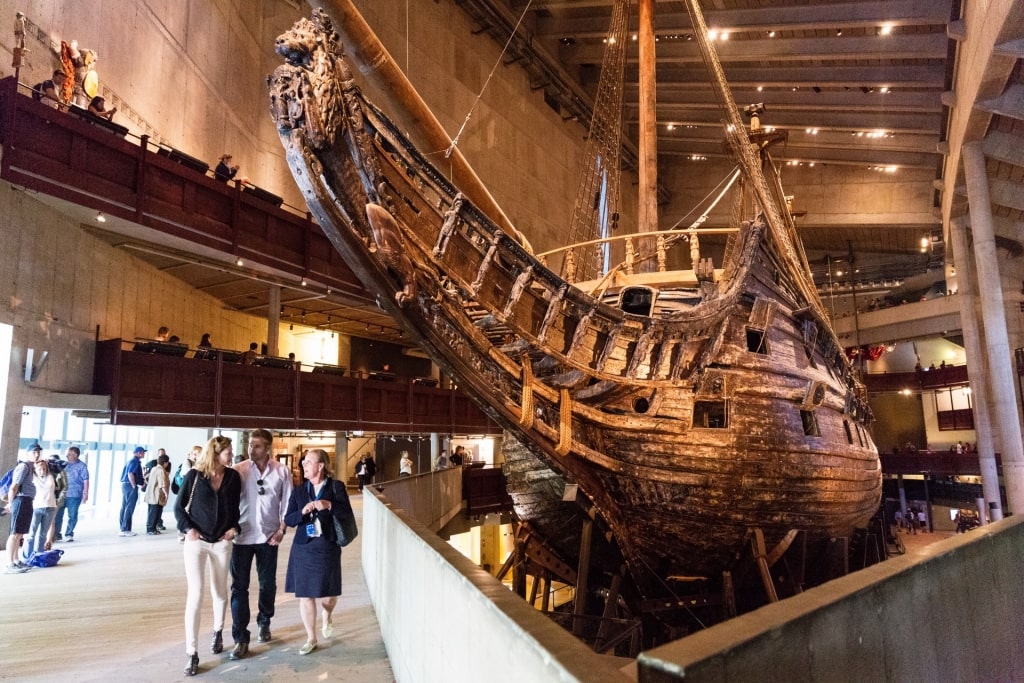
638 517 1024 682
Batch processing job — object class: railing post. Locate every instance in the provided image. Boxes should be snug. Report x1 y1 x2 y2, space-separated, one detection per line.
135 134 149 223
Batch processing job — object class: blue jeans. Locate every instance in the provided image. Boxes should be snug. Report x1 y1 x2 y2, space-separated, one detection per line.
25 506 56 558
62 497 83 537
230 542 279 643
119 483 138 532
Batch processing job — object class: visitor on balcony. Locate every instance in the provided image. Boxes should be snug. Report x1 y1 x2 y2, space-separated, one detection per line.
199 333 213 348
87 95 116 121
215 154 240 182
241 342 259 365
32 70 66 108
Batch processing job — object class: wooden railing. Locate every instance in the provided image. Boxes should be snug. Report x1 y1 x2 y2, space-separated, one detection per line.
879 452 1000 476
93 339 500 433
0 76 368 302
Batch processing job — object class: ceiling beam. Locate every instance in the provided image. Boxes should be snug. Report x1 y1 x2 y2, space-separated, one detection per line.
536 0 951 39
562 34 949 65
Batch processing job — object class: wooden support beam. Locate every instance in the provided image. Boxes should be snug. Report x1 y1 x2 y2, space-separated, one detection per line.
573 517 594 636
751 528 779 603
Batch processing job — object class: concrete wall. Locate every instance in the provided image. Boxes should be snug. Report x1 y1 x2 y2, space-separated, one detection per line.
637 516 1024 682
0 0 306 208
361 489 633 683
0 186 268 474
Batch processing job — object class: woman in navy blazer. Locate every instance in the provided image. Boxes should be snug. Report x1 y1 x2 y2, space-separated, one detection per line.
284 448 353 655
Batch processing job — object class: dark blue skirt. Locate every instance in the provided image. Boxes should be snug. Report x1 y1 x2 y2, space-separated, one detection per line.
285 535 342 598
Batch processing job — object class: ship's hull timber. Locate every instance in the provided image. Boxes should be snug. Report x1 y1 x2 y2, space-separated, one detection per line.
269 10 881 587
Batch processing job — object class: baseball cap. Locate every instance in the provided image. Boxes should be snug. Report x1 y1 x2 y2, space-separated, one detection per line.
133 446 148 454
28 442 42 451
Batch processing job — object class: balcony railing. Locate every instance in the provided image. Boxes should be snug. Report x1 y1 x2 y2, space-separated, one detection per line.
93 339 500 433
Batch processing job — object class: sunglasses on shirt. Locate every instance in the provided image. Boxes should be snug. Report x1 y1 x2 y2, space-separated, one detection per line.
257 479 265 495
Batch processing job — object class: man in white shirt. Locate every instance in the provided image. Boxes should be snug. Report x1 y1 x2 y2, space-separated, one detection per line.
229 429 293 660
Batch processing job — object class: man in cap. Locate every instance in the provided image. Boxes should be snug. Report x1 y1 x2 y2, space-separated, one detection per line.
119 446 147 537
4 443 42 573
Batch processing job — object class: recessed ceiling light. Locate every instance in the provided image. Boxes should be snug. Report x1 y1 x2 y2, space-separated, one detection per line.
95 212 106 223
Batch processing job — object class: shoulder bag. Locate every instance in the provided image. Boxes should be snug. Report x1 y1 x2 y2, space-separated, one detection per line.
330 480 358 547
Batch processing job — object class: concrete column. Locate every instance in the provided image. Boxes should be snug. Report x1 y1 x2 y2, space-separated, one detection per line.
898 474 907 515
948 215 1003 520
267 285 281 357
334 432 350 482
963 142 1024 515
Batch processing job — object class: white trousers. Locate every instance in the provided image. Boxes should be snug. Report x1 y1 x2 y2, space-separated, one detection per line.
183 537 232 655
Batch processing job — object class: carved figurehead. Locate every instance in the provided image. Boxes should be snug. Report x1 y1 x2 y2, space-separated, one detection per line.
267 9 349 150
269 10 416 308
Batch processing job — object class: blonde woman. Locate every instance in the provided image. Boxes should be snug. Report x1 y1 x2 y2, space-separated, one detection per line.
23 458 57 559
284 449 354 655
174 436 241 677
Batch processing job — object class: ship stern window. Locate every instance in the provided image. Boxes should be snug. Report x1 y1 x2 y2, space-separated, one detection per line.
801 409 820 437
746 328 769 354
694 400 728 428
619 286 657 316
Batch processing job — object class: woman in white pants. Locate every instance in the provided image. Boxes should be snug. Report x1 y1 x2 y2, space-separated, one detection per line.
174 436 241 677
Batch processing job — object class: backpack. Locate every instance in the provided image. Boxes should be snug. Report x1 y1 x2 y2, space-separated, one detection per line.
0 463 29 501
171 463 184 495
0 466 15 500
27 548 64 568
31 82 44 101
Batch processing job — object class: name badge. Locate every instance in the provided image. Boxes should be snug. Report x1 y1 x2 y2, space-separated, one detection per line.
305 523 317 537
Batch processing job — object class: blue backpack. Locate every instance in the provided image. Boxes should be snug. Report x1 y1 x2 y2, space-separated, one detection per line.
0 466 17 500
0 463 30 500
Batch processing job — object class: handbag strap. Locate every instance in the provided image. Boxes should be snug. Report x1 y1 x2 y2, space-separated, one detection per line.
184 471 198 514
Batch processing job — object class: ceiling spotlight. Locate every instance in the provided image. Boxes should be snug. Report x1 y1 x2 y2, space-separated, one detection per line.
300 279 307 286
768 31 775 38
756 85 763 92
879 24 893 36
236 257 243 266
95 211 106 223
836 28 842 36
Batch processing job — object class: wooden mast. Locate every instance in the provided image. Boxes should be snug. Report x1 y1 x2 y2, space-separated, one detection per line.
317 0 527 248
637 0 659 272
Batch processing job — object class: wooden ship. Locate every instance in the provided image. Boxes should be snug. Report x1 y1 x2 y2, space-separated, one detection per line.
269 0 882 641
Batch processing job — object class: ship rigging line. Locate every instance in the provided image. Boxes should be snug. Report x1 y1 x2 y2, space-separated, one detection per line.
445 0 534 159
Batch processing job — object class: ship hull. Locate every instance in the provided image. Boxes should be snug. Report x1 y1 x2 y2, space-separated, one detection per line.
269 11 881 585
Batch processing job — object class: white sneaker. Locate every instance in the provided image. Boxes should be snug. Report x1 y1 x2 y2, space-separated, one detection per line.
5 563 28 574
119 531 137 537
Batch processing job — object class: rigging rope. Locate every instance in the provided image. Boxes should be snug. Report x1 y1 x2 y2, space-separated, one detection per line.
445 0 534 159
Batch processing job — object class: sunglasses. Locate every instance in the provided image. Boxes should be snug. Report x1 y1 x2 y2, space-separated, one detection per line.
257 479 265 495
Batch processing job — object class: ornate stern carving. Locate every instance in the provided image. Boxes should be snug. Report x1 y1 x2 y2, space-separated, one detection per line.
268 9 350 150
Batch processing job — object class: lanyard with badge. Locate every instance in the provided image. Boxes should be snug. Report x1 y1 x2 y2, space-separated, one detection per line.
306 480 327 538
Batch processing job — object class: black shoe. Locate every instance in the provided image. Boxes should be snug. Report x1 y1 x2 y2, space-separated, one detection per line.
211 630 223 654
257 625 271 643
184 653 199 677
229 642 248 660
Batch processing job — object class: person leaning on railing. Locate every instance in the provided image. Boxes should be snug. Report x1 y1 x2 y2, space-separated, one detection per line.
32 70 66 108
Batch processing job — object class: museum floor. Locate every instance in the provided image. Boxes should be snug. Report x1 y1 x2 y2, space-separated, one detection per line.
0 495 955 683
0 495 395 683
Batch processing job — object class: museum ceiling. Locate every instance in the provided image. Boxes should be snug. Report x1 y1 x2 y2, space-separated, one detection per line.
71 1 1024 344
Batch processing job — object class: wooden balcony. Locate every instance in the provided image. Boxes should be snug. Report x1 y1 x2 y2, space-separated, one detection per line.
0 76 368 301
879 452 1001 477
94 339 500 433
